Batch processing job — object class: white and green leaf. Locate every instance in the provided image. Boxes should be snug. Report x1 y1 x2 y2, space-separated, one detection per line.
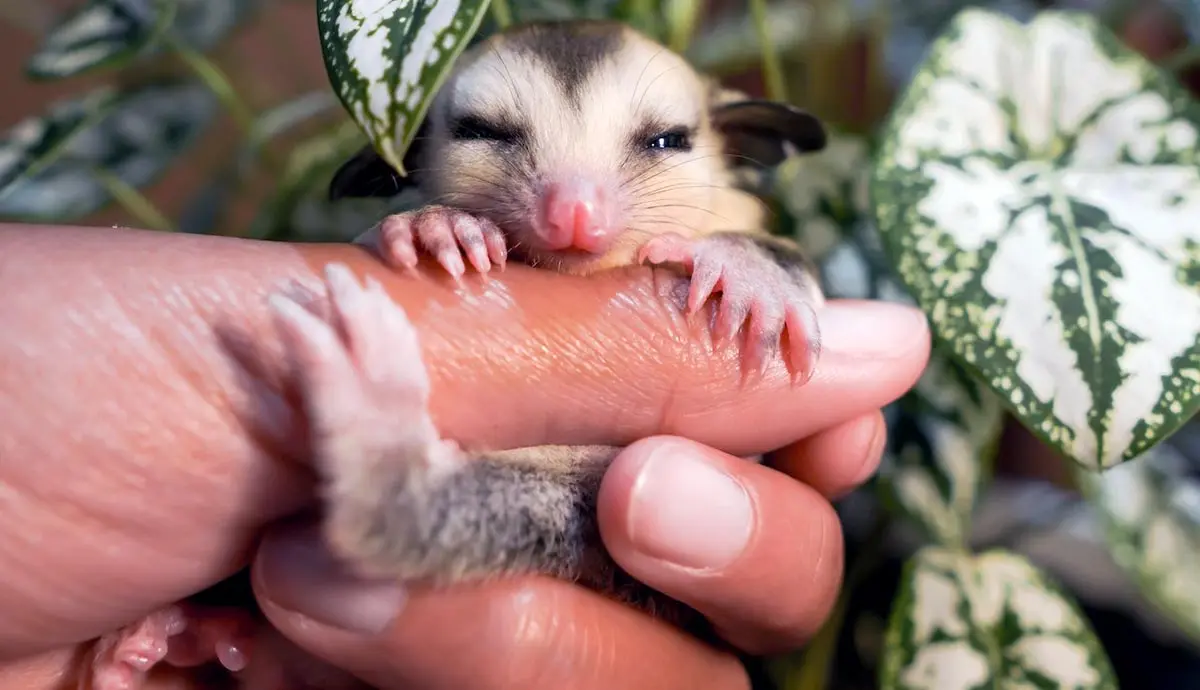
25 0 255 80
0 88 118 196
0 82 218 221
317 0 491 176
1078 418 1200 643
775 135 1006 548
871 8 1200 472
882 546 1117 689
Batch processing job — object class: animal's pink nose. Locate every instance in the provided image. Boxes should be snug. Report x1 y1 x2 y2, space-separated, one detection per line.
540 179 611 252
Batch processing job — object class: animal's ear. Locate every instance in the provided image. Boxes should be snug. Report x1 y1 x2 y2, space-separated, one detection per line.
328 122 429 200
710 100 827 168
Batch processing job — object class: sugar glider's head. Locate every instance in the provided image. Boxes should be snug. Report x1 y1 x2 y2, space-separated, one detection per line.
330 20 827 272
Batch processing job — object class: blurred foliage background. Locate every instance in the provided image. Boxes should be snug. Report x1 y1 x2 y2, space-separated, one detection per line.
3 0 1200 688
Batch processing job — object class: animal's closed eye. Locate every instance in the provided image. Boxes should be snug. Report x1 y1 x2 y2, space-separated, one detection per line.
451 115 524 145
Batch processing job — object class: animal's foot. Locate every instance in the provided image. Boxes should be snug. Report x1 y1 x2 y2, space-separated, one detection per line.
269 263 468 578
269 264 614 588
355 205 507 279
85 605 255 690
638 232 822 380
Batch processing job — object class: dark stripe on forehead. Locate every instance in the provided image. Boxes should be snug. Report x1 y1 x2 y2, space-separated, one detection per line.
506 20 624 106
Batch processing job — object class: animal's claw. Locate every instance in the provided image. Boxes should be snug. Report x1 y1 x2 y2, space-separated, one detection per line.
355 206 508 280
639 233 823 381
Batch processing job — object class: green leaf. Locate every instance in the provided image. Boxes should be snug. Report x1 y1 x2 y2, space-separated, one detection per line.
776 135 1006 547
870 7 1200 472
26 0 256 80
0 82 218 222
1078 418 1200 643
27 0 175 79
0 88 118 195
882 546 1117 689
883 354 1007 548
317 0 491 176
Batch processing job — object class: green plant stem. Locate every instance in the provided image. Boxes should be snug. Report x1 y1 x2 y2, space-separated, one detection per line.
92 168 178 232
750 0 788 102
163 33 255 133
490 0 512 29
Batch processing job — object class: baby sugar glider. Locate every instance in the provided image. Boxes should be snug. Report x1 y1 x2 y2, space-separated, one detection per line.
314 19 828 627
292 20 833 632
79 20 831 690
332 18 828 375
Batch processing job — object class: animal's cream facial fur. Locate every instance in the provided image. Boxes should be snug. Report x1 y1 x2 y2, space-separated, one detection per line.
416 22 760 273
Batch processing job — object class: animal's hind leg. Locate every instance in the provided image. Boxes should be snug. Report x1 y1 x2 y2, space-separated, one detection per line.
268 263 622 588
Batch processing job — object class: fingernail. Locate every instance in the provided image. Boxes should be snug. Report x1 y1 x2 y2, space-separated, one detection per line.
256 521 406 635
818 301 928 357
627 439 754 570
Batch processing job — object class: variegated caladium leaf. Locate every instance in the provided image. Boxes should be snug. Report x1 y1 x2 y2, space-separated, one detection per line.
26 0 173 79
0 82 217 221
317 0 491 176
775 135 1006 548
882 546 1117 689
0 89 118 196
871 7 1200 472
26 0 256 80
1078 418 1200 643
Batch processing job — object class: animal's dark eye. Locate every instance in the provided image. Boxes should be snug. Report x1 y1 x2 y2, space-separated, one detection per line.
645 127 691 152
451 115 522 144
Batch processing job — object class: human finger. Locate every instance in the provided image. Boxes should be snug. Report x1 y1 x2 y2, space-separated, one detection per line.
768 410 887 499
252 519 752 690
597 435 844 654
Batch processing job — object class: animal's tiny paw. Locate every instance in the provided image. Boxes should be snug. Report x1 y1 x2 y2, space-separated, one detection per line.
268 263 441 437
639 233 822 380
160 606 256 673
87 606 186 690
355 205 507 279
85 605 255 690
269 263 467 575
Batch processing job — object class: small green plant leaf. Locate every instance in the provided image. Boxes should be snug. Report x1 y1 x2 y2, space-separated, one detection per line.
871 7 1200 472
317 0 491 177
1078 418 1200 644
776 136 1006 548
882 546 1117 689
27 0 176 79
0 88 118 195
0 82 218 221
26 0 255 80
883 353 1007 548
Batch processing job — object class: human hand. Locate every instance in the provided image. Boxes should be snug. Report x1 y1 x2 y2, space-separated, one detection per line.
0 224 929 689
